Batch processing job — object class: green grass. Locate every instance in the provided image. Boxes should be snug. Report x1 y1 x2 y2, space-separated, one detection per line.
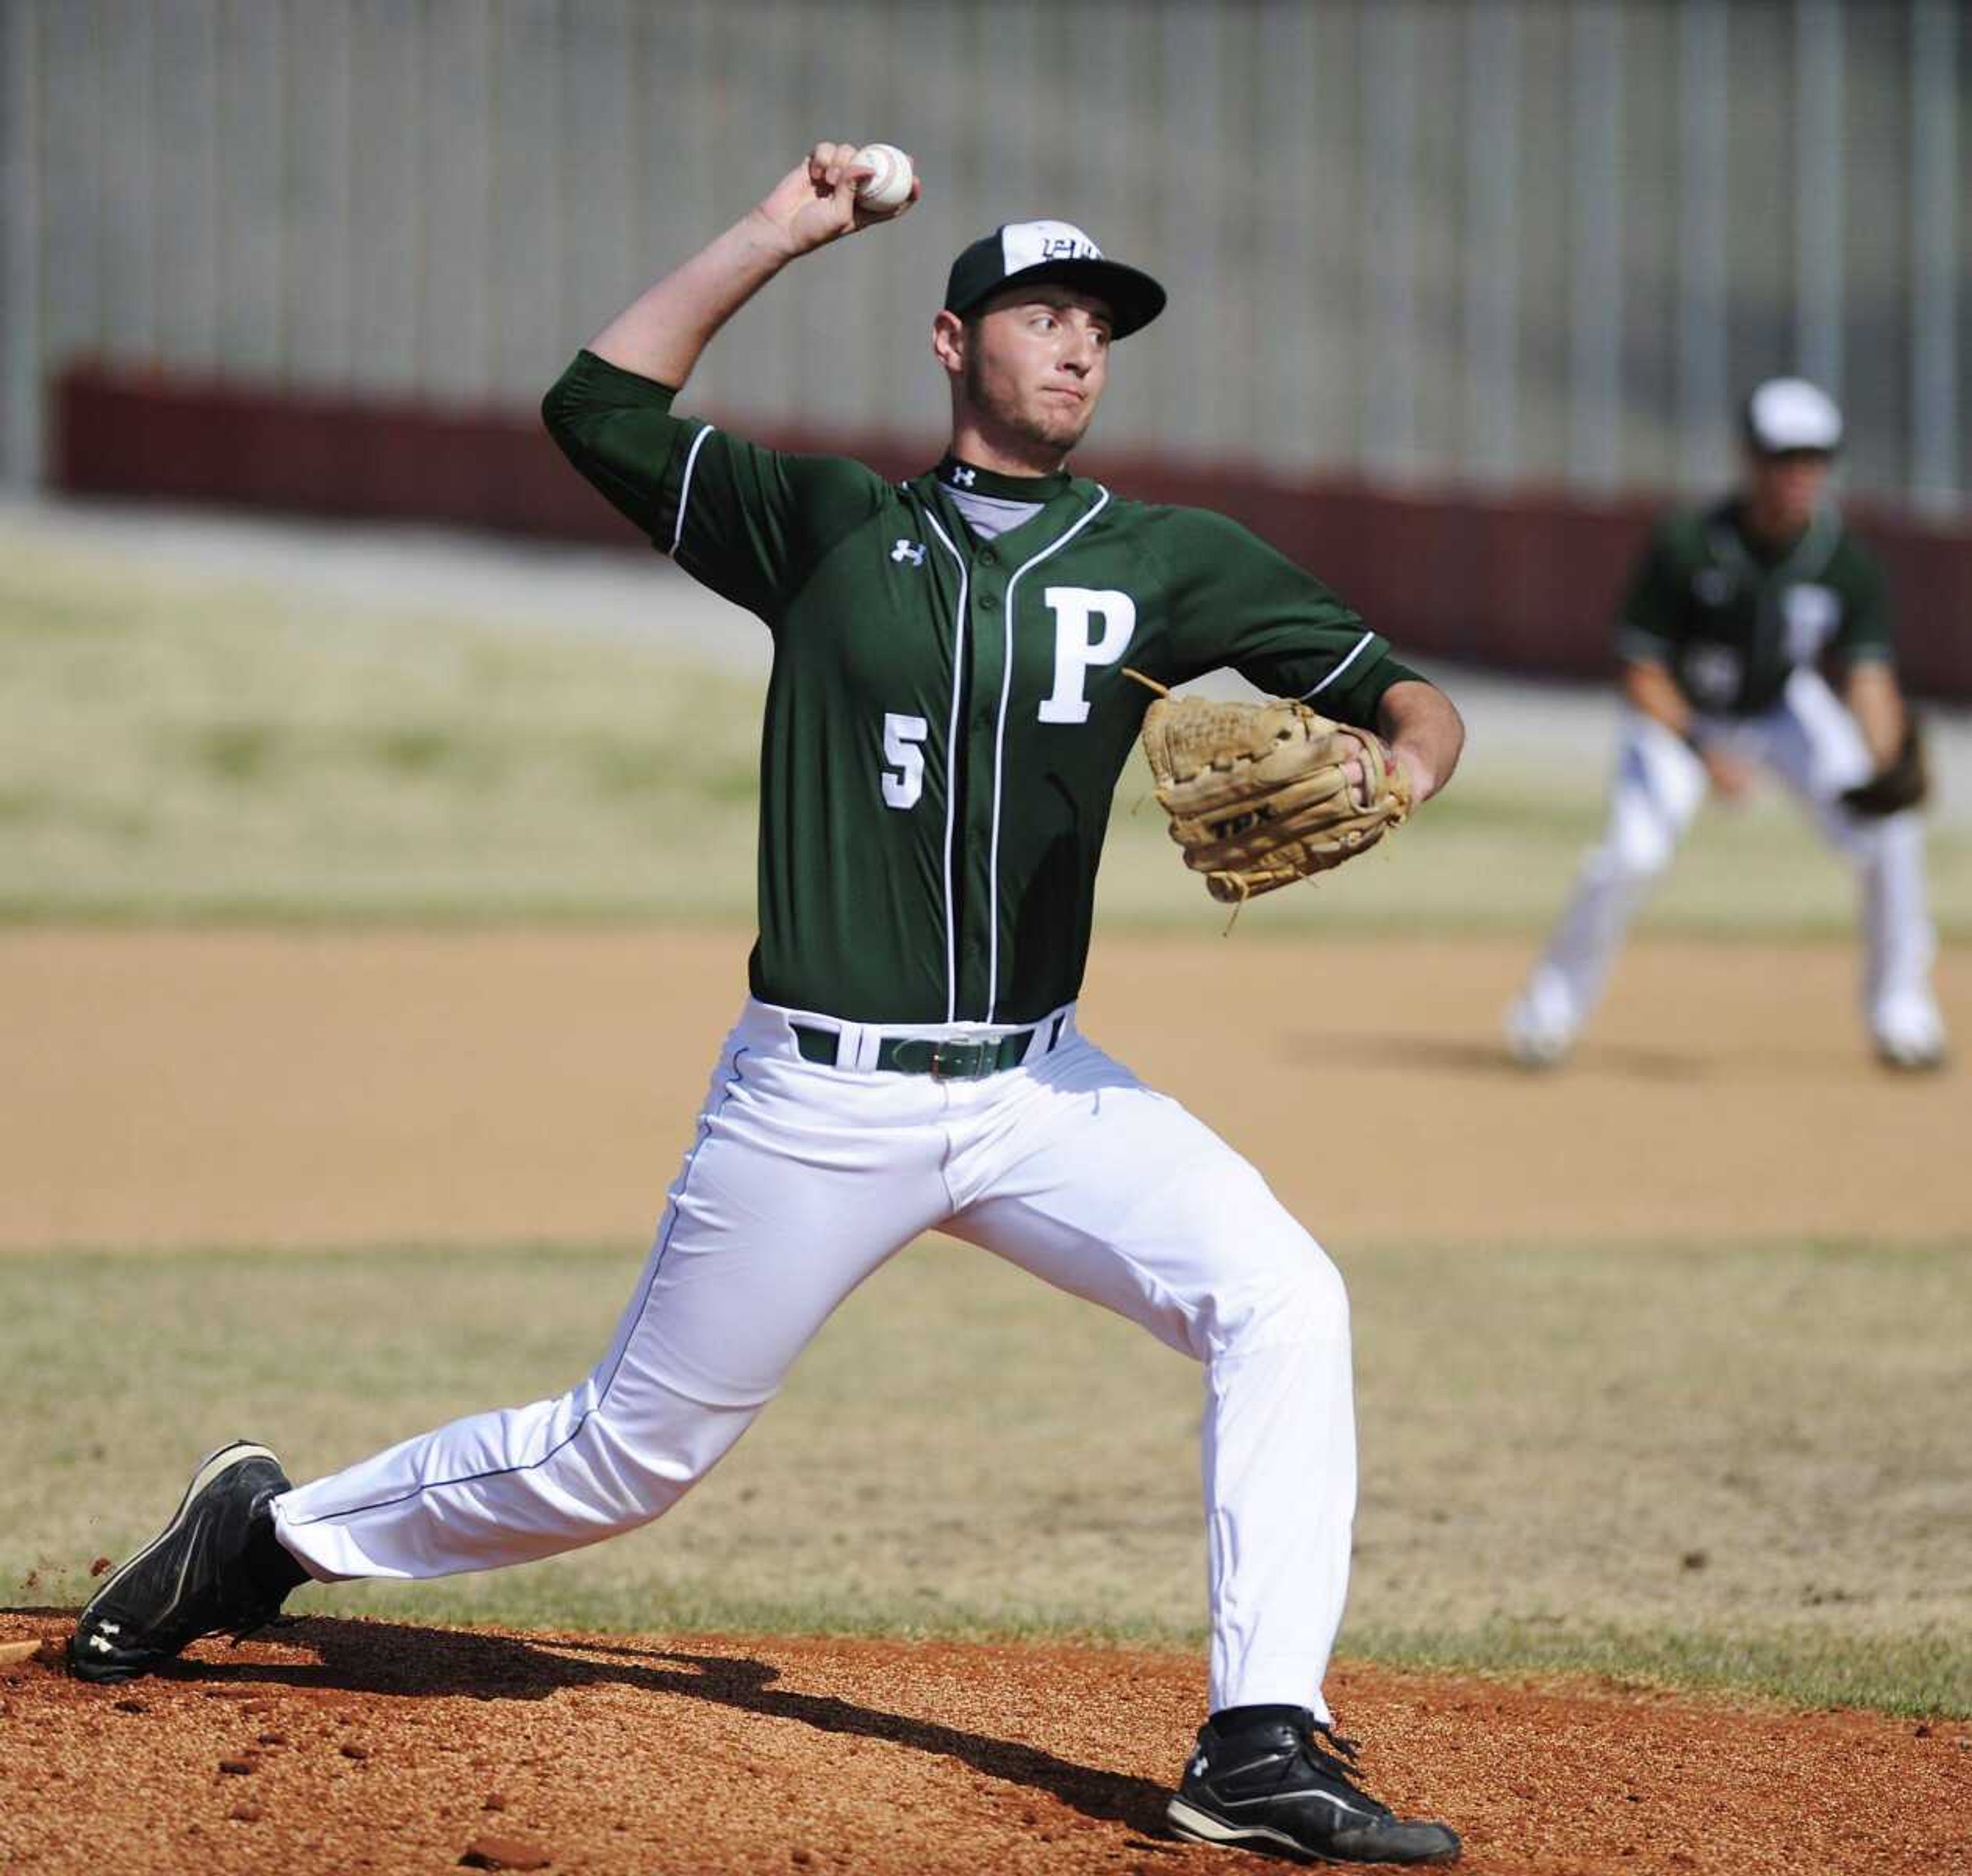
7 1237 1968 1715
4 525 1968 933
1348 1621 1972 1720
0 539 766 922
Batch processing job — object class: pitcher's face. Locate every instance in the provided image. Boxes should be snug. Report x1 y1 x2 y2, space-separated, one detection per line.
955 286 1113 454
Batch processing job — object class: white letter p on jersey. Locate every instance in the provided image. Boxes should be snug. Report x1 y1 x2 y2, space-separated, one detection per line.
1038 588 1136 724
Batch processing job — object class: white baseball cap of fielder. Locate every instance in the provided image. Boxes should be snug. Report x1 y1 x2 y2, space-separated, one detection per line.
944 220 1167 338
1743 377 1844 456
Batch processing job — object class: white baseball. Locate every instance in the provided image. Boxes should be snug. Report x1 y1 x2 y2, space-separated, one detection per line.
852 143 914 213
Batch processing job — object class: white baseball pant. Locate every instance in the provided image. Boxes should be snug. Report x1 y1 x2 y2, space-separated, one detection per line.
272 998 1359 1719
1514 666 1943 1054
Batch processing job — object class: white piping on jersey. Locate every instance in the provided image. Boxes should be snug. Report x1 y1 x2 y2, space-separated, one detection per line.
670 423 717 557
987 486 1112 1023
1301 629 1374 699
919 507 970 1024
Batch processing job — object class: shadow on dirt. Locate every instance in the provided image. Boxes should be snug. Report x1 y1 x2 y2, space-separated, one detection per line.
130 1615 1181 1838
1294 1032 1712 1080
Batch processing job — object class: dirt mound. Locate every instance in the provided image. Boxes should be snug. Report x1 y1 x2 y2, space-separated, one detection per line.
2 1612 1965 1874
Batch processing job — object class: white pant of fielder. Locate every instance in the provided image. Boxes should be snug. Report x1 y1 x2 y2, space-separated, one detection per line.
1511 667 1944 1061
272 999 1358 1719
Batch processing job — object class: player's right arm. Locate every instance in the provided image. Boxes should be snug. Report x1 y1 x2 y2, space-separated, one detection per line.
1614 521 1753 798
541 144 913 621
588 142 916 387
1618 657 1695 740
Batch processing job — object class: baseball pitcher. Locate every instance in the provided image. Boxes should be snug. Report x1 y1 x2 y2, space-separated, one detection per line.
71 145 1467 1866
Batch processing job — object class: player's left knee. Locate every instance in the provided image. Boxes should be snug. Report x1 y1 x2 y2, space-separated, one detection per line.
1284 1246 1351 1345
1836 827 1906 878
1208 1240 1351 1361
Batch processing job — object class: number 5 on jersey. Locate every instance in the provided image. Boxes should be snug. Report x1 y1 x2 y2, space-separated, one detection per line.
882 713 929 810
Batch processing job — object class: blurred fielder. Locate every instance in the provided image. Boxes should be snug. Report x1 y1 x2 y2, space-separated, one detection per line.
70 145 1467 1864
1506 378 1948 1072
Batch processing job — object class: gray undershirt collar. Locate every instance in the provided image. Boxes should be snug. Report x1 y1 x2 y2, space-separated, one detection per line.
950 486 1046 541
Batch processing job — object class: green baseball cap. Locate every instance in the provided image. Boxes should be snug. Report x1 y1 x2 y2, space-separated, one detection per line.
944 220 1167 339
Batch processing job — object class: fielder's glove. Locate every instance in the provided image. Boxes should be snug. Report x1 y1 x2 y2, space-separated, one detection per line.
1840 720 1929 819
1134 683 1412 904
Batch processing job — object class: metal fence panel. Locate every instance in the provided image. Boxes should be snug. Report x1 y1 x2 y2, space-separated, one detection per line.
215 0 287 378
1840 2 1914 495
4 0 1966 508
1909 0 1960 513
1513 2 1572 485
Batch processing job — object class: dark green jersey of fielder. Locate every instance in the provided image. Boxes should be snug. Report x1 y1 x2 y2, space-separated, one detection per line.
545 350 1420 1024
1614 497 1892 717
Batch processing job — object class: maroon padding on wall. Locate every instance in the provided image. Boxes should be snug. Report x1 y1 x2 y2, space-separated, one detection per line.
50 363 1972 698
54 367 625 545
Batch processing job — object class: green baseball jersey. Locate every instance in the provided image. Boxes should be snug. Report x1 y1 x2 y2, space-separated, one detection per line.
1614 497 1892 717
544 350 1419 1024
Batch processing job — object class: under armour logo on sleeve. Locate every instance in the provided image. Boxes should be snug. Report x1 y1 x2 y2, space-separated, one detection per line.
890 539 927 567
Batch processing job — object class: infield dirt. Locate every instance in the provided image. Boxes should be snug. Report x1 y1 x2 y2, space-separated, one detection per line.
4 926 1966 1250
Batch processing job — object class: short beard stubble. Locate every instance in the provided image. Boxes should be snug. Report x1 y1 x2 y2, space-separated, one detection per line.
962 340 1094 460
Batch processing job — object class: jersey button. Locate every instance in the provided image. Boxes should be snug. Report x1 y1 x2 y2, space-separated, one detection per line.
977 547 997 566
976 589 1001 610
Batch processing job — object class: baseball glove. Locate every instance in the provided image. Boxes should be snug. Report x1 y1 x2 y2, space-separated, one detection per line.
1840 720 1929 818
1134 683 1412 904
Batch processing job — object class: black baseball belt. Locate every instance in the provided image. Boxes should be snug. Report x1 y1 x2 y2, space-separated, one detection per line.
789 1013 1069 1080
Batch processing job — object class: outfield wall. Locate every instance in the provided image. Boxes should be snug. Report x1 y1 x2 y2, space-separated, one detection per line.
51 363 1972 698
6 1 1967 514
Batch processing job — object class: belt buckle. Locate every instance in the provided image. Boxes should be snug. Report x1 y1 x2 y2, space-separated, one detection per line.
927 1040 984 1080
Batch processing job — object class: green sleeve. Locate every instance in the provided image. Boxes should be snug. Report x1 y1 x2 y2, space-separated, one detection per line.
1154 508 1406 725
1613 519 1687 665
1828 539 1894 666
541 350 888 626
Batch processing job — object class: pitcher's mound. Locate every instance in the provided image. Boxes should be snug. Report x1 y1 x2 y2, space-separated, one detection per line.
2 1614 1964 1873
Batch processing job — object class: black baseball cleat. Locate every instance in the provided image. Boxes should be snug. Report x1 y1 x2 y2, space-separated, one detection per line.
1167 1711 1461 1865
69 1440 298 1684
